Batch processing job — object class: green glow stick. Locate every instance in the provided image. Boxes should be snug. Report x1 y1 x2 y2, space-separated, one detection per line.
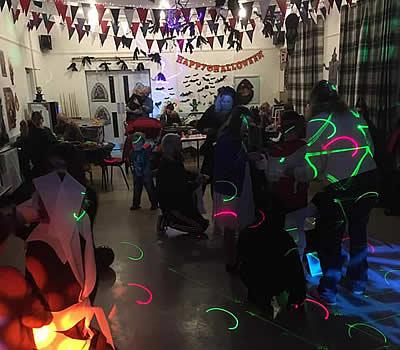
206 307 239 331
73 210 86 222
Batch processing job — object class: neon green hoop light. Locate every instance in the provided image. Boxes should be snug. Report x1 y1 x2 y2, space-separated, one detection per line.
347 323 387 343
120 241 144 261
216 181 238 203
355 192 379 203
206 307 239 331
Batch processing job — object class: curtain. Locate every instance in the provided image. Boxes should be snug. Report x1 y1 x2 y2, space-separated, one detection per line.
287 19 324 115
339 0 400 133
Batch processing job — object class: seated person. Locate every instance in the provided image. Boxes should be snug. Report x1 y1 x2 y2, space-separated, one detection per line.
238 198 306 315
160 103 182 127
54 113 84 142
156 133 209 236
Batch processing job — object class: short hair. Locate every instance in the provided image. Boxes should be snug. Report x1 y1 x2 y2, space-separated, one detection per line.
161 133 181 159
31 111 43 124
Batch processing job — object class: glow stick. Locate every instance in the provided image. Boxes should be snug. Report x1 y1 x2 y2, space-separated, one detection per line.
206 307 239 331
127 283 153 305
322 136 359 157
249 210 266 229
120 241 144 261
214 211 238 219
305 298 330 320
347 323 387 343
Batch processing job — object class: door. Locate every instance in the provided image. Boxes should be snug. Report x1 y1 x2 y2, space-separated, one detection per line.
86 70 151 148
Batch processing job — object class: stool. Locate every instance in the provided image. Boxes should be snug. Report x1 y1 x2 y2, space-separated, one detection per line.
103 157 130 190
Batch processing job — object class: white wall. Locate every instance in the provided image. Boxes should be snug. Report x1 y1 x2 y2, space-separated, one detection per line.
0 10 42 138
323 6 341 80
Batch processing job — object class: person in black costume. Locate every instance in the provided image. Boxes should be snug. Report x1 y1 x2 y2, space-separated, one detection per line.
197 86 236 196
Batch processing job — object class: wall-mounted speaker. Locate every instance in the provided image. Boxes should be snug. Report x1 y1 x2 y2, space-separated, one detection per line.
39 35 52 51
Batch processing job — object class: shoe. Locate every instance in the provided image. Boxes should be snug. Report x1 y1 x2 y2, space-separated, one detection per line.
309 287 337 306
130 205 141 211
342 277 366 296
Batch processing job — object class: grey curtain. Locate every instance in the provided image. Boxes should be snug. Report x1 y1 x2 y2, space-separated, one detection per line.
339 0 400 133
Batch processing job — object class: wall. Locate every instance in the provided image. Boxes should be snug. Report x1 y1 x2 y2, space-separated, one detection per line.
323 6 341 81
0 9 42 139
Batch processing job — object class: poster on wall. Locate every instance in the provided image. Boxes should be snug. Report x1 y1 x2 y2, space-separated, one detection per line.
0 51 7 77
91 82 109 102
8 60 14 85
3 88 17 129
94 106 111 124
234 76 260 105
0 99 10 147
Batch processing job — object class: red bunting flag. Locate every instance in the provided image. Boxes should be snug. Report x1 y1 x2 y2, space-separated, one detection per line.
208 8 217 22
228 17 236 29
114 36 122 50
99 33 107 46
12 8 21 23
276 0 287 17
181 8 191 22
54 0 67 20
206 36 214 49
146 39 154 52
65 16 73 30
177 39 185 53
196 20 203 33
250 18 256 30
20 0 31 15
46 20 54 33
100 20 109 34
96 4 105 24
137 8 148 24
131 22 139 38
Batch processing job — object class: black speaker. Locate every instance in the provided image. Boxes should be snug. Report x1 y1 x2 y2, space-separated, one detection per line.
273 31 285 47
39 35 52 51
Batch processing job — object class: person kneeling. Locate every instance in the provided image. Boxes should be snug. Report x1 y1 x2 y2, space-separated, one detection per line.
156 134 209 238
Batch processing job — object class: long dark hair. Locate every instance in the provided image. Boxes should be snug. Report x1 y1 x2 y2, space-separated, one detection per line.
224 105 253 139
309 80 349 116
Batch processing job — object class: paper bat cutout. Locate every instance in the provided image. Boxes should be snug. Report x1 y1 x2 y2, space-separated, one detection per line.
198 87 204 92
215 75 227 83
67 62 78 72
133 47 147 61
184 84 191 88
180 91 193 97
169 93 175 96
116 58 129 70
98 62 111 71
155 101 162 108
205 73 211 76
203 95 208 99
168 87 174 90
81 56 94 67
190 79 199 83
196 82 201 86
202 77 210 82
155 87 165 91
193 73 199 76
185 75 190 78
185 39 194 54
149 52 162 64
180 99 190 103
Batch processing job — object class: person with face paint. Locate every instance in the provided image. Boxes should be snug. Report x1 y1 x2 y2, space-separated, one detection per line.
197 86 236 197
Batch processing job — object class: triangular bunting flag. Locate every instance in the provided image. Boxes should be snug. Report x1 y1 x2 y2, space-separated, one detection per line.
130 22 139 38
1 0 7 11
99 33 107 46
328 0 334 7
32 0 42 8
141 22 150 37
20 0 31 15
196 7 206 24
111 8 120 23
122 36 133 49
181 7 191 22
246 29 254 43
237 31 244 45
76 25 85 42
31 11 42 29
5 0 11 10
240 2 253 27
124 7 134 24
259 0 272 20
157 39 166 52
68 27 75 40
76 17 85 28
27 20 34 31
346 0 352 5
70 5 78 21
146 39 154 52
100 20 109 34
250 18 256 30
207 20 215 35
209 8 217 22
196 20 203 33
217 35 224 48
65 16 73 29
276 0 287 17
294 0 302 11
321 6 327 19
206 36 214 49
311 0 320 10
114 36 122 50
42 12 48 25
137 8 148 24
300 1 309 21
152 8 161 26
229 17 236 29
309 9 318 23
81 3 91 20
96 4 106 24
54 0 67 20
12 8 20 22
335 0 342 11
214 22 219 35
46 20 55 33
177 39 185 53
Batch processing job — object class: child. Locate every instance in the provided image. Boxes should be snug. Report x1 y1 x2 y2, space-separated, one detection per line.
238 199 306 314
265 111 309 260
130 132 158 210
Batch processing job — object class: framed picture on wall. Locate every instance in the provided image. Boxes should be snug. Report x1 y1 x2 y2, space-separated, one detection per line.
0 99 10 148
0 51 6 77
3 88 17 130
234 75 260 105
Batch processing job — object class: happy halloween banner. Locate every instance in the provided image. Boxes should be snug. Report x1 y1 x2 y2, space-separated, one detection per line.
176 50 264 73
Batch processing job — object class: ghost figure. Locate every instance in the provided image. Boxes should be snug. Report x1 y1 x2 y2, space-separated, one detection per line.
323 48 340 86
18 171 114 350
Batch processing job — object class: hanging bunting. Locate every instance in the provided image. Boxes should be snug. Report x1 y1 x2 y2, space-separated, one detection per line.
229 17 237 29
311 0 320 10
70 5 78 22
20 0 31 15
1 0 7 10
100 20 109 34
276 0 287 17
95 4 105 24
209 7 217 22
67 27 75 39
31 11 41 29
130 22 139 38
214 22 219 35
181 7 191 22
141 22 150 37
240 2 253 27
122 36 133 49
160 23 167 37
196 20 203 33
328 0 334 7
76 24 85 42
146 39 154 52
99 33 107 46
246 29 254 43
152 9 161 28
321 6 327 19
84 24 91 35
294 0 302 11
177 38 185 53
27 20 34 31
217 35 224 48
12 8 20 22
196 7 206 24
32 0 41 8
207 20 215 35
157 39 166 52
114 36 122 50
335 0 342 11
111 8 120 23
137 8 148 24
81 3 91 20
259 0 272 21
76 17 85 28
250 18 256 30
124 7 134 24
300 1 309 22
176 50 264 72
206 36 214 49
46 19 55 33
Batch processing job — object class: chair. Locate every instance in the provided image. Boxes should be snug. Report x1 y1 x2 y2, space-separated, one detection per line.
102 157 130 190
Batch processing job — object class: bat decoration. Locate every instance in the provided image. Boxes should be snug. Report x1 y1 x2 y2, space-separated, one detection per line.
203 95 208 99
185 75 190 78
67 62 78 72
198 87 204 92
215 75 227 83
169 93 175 96
155 87 165 91
196 82 201 86
149 52 162 65
164 97 170 100
183 81 188 84
204 85 210 90
155 101 162 108
196 35 208 48
98 62 111 71
116 58 129 70
209 91 214 95
193 73 199 77
81 56 94 67
202 77 210 82
190 79 199 83
168 87 174 90
133 47 147 61
205 73 211 76
180 91 193 97
185 39 195 54
180 99 190 103
209 77 216 80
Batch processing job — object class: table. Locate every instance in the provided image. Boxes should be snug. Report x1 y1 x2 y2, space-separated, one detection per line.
0 146 22 192
181 135 206 169
73 118 107 143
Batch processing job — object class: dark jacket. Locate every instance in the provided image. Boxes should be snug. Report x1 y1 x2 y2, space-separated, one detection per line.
131 147 152 178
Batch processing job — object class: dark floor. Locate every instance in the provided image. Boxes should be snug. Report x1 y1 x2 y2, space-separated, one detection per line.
2 166 400 350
